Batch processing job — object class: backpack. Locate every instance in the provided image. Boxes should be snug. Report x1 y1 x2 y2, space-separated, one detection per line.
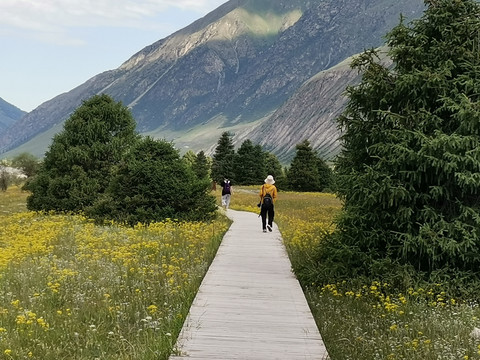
263 193 273 207
223 181 231 193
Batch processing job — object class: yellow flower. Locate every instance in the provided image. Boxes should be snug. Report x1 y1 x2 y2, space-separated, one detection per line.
4 349 12 355
147 305 158 314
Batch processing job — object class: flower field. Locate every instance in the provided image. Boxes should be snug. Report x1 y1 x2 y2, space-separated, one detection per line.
228 187 480 360
0 186 230 359
3 184 480 359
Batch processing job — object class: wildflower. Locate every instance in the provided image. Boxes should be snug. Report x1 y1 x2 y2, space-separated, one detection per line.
16 315 26 324
4 349 12 355
37 317 49 329
147 305 158 314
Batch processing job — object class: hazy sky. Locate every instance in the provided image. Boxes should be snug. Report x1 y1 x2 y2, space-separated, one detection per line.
0 0 227 112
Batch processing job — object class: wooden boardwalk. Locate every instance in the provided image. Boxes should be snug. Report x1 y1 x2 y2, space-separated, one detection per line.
169 209 329 360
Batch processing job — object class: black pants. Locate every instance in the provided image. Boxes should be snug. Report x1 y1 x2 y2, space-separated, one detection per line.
261 204 274 230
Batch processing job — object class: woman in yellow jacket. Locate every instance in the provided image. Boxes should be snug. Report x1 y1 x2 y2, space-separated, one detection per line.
259 175 278 232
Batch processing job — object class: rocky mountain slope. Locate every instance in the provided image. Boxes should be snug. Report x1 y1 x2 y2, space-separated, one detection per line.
0 0 425 161
0 98 25 134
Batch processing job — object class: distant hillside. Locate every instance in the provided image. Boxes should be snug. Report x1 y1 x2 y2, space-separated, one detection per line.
241 48 392 162
0 0 425 160
0 97 26 134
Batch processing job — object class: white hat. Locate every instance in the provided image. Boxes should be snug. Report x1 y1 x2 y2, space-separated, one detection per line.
264 175 275 184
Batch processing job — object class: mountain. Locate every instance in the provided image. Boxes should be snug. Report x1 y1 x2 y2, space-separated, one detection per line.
0 0 425 161
242 48 392 162
0 97 26 133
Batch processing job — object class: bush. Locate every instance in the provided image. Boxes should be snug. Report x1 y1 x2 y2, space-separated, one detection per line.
87 137 217 225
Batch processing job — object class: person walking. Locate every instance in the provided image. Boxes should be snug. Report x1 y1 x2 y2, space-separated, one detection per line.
259 175 277 232
220 178 233 210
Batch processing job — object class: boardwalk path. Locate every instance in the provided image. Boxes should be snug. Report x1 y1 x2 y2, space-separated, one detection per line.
169 209 329 360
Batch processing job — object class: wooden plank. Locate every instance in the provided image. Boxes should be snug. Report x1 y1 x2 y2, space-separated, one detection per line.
169 209 329 360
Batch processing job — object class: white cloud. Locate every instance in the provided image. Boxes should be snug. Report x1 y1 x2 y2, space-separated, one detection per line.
0 0 226 44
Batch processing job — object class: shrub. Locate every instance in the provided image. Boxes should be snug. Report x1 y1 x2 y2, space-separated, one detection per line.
87 137 217 225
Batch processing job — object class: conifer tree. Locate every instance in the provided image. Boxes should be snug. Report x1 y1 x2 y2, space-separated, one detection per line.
287 140 322 192
88 137 216 225
234 140 265 185
211 132 235 182
24 94 138 212
334 0 480 274
192 150 210 180
265 152 285 187
182 150 197 168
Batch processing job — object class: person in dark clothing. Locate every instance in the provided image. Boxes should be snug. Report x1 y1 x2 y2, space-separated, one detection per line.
220 178 233 209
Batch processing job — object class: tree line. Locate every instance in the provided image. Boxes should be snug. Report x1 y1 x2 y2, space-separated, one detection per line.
1 94 333 226
208 131 334 191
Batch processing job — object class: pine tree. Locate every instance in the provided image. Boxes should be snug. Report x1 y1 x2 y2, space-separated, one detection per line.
211 132 235 182
265 152 285 188
287 140 322 192
182 150 197 168
234 140 265 185
334 0 480 275
316 157 335 192
192 151 210 180
24 94 138 212
88 137 216 225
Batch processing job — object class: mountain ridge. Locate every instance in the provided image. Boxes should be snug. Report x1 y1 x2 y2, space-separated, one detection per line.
0 0 425 161
0 97 26 134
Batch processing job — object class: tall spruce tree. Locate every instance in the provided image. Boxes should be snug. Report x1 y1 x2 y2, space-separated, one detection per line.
211 132 235 182
334 0 480 275
234 140 265 185
287 140 322 192
192 151 210 180
265 152 285 187
25 94 138 212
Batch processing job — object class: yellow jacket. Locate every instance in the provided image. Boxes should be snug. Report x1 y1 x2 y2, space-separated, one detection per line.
259 183 277 204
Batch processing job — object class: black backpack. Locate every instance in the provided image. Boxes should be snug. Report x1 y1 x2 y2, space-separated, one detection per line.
263 193 273 207
223 181 231 194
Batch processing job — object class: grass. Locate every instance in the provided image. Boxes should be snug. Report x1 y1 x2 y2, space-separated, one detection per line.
226 186 480 360
0 186 230 359
0 185 28 215
3 185 480 359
